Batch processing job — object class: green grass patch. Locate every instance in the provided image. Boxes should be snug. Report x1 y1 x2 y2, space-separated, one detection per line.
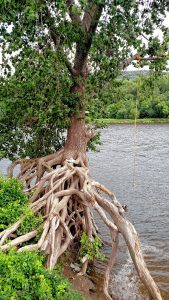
92 118 169 127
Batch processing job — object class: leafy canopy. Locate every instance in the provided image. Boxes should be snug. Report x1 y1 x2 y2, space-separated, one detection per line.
0 0 169 159
0 49 71 159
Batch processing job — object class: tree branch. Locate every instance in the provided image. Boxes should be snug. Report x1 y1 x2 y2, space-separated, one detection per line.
82 5 96 33
44 5 74 76
62 51 75 76
65 0 81 25
120 53 166 70
74 2 104 73
50 34 74 76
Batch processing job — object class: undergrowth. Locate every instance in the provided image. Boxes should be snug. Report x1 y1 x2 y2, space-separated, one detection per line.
0 177 42 234
0 250 84 300
80 232 105 261
0 177 84 300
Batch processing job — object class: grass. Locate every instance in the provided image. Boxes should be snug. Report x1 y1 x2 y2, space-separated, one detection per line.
91 118 169 126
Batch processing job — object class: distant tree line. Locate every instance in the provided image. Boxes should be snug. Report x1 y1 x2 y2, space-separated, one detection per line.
88 74 169 119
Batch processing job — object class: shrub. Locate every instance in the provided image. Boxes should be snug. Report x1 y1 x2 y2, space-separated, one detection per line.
0 178 84 299
17 208 43 236
80 232 105 261
0 250 84 300
0 176 42 235
0 177 28 230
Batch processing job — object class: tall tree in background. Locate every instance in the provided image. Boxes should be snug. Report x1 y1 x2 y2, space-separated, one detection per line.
0 1 169 299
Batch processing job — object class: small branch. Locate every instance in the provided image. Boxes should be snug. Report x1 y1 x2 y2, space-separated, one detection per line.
121 53 166 70
0 220 21 241
139 56 166 61
62 52 75 76
66 0 82 25
0 230 37 251
38 220 50 248
93 202 117 231
120 53 138 70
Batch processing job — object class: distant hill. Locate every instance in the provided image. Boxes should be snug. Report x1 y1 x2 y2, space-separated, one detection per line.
122 70 150 78
121 70 169 78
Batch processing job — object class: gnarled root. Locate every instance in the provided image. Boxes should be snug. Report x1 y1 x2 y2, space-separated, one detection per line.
7 150 64 186
1 153 162 300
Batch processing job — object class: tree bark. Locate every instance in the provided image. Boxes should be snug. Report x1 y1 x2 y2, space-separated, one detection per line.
62 60 94 166
62 114 88 163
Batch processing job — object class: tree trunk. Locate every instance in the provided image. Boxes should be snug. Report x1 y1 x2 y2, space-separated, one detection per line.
62 62 94 166
62 114 88 164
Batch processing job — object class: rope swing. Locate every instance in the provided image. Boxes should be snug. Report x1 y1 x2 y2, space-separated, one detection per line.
132 58 141 190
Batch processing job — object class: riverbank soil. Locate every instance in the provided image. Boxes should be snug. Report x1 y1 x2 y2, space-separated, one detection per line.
62 249 107 300
64 265 108 300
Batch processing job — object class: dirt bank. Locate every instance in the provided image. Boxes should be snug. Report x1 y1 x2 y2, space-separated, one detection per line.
64 265 108 300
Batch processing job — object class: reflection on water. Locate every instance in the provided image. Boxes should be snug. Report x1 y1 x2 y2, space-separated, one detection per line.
0 124 169 299
88 124 169 300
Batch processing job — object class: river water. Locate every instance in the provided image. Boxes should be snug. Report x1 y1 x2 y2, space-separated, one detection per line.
88 124 169 300
0 124 169 299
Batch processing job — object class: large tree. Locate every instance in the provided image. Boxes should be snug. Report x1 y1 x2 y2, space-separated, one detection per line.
0 1 169 299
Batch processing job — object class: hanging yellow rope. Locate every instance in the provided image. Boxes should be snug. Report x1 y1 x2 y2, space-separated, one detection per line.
132 99 138 189
132 59 141 189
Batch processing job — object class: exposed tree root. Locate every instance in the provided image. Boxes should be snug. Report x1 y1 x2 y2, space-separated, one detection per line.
1 152 162 300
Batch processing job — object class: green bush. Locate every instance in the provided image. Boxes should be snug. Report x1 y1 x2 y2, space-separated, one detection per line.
0 250 84 300
0 178 84 299
0 177 28 230
17 208 43 236
0 177 42 235
80 232 105 261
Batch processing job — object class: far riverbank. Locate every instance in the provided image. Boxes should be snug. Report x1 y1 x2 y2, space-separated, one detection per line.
88 118 169 127
91 118 169 126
